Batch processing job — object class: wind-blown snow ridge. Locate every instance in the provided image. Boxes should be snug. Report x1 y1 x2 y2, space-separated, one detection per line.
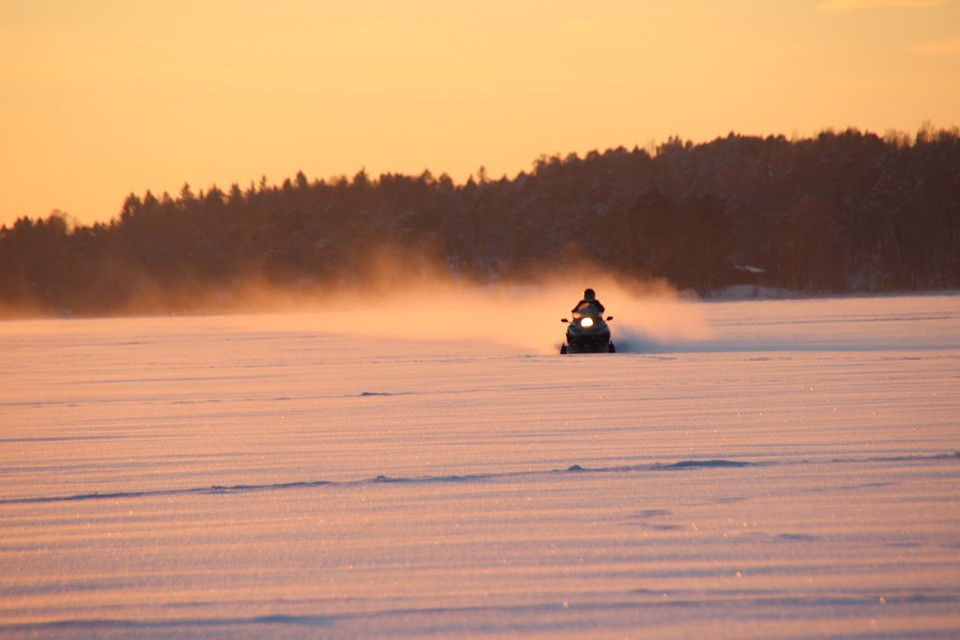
17 455 941 508
4 454 955 506
1 460 762 505
0 614 333 633
863 451 960 463
7 591 960 636
657 459 757 469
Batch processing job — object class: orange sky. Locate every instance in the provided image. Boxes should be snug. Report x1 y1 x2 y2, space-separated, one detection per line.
1 0 958 227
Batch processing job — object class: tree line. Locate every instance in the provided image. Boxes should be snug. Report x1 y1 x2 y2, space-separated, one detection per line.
2 127 958 317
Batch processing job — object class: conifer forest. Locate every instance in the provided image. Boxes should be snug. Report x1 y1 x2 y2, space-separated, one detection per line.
2 128 958 317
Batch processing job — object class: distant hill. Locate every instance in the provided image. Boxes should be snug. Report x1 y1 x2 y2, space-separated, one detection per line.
2 127 958 317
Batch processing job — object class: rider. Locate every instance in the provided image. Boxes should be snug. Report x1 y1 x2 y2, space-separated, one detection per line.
572 288 605 315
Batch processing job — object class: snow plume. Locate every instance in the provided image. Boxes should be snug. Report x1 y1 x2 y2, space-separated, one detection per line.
59 243 710 353
218 249 714 354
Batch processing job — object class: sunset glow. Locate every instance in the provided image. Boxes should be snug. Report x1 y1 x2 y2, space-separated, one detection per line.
2 0 958 226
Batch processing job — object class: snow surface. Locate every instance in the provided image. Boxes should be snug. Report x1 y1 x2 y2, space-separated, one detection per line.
1 293 958 639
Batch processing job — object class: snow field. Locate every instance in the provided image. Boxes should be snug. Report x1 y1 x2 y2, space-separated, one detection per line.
1 293 958 638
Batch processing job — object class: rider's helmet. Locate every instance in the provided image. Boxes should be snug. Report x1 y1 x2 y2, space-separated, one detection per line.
583 288 596 300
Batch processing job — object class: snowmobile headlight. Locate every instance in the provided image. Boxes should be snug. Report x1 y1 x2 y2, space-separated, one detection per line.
580 317 594 328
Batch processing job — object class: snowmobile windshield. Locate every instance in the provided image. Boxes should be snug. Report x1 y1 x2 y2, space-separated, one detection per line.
573 302 603 318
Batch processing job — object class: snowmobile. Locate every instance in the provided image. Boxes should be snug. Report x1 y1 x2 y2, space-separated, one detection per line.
560 303 615 354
